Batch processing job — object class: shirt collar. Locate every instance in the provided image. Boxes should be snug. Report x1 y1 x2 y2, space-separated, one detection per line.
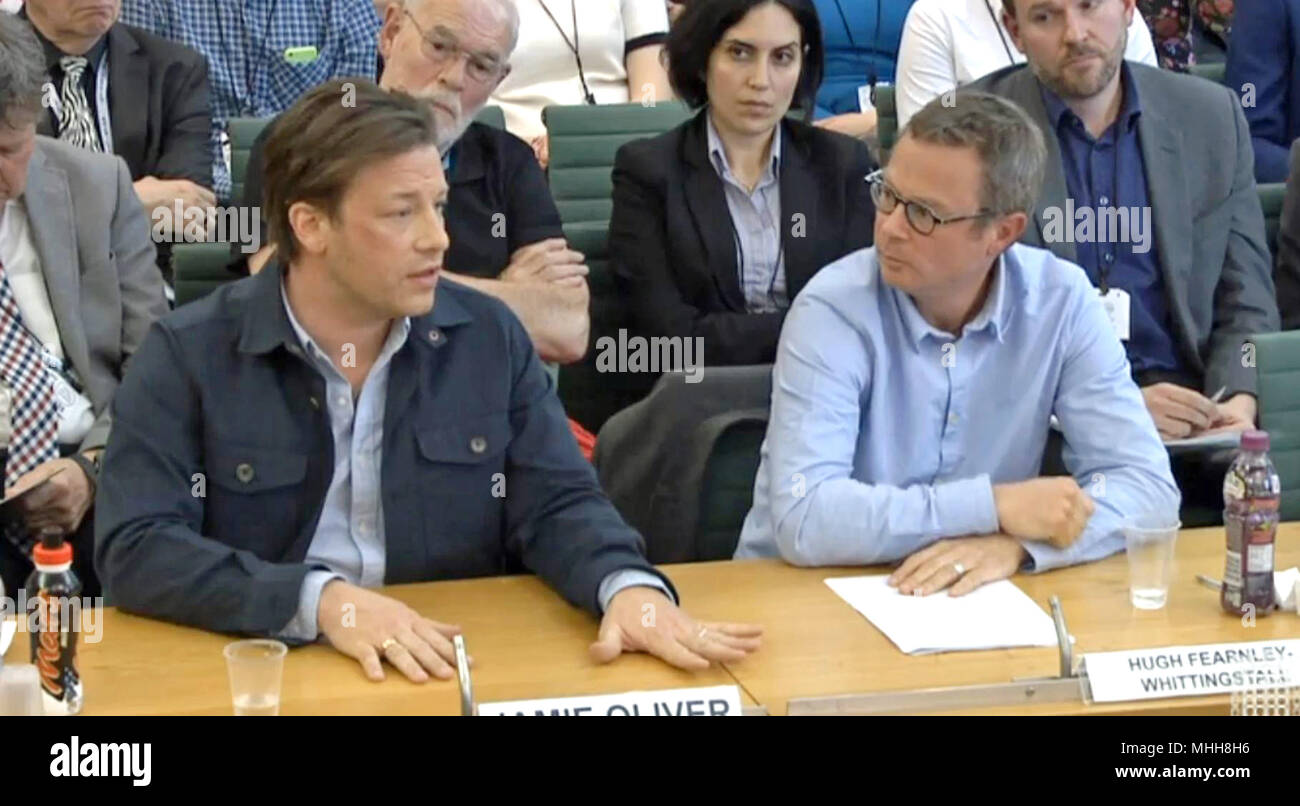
279 278 411 368
1039 60 1143 137
705 111 782 189
890 251 1009 348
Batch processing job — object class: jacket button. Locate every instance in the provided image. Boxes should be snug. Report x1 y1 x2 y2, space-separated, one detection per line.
236 463 255 483
309 396 320 410
429 329 442 343
469 436 487 454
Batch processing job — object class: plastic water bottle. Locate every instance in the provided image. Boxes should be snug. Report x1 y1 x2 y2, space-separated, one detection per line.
1222 430 1280 617
26 531 83 714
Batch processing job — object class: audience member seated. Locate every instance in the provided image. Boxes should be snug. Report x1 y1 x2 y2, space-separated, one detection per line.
1273 140 1300 327
239 0 588 366
736 92 1179 593
609 0 875 368
811 0 915 140
94 80 761 680
1138 0 1233 71
972 0 1278 513
120 0 382 201
896 0 1155 128
22 0 213 281
0 15 168 599
1224 0 1300 183
489 0 673 169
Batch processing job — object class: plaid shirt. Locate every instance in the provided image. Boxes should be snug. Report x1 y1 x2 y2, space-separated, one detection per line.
121 0 381 200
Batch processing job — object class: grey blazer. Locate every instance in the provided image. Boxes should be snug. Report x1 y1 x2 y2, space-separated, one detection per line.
969 63 1280 397
20 136 166 452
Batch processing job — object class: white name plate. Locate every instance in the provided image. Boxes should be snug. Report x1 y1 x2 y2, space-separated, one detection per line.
1085 639 1300 703
476 685 743 716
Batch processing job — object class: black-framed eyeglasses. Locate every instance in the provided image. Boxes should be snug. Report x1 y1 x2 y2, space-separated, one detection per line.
403 10 506 86
866 169 992 236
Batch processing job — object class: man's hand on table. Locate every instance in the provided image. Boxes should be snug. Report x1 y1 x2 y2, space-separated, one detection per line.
888 535 1030 596
589 587 762 671
317 580 469 683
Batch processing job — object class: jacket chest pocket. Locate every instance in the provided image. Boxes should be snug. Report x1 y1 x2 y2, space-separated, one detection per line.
409 416 511 574
205 445 309 557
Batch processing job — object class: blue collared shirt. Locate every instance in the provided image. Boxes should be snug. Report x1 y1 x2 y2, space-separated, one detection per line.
706 113 788 313
276 284 670 642
120 0 382 199
735 243 1179 570
1039 62 1182 377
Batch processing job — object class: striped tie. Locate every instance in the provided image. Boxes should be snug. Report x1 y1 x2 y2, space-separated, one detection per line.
56 56 101 152
0 261 59 491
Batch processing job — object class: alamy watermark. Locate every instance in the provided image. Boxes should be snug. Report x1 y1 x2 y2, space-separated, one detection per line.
150 203 262 255
595 329 704 383
1041 199 1152 254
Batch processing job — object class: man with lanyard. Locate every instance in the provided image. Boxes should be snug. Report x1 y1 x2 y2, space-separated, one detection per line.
22 0 215 283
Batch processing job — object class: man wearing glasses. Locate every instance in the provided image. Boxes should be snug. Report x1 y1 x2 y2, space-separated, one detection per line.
734 92 1179 596
237 0 590 365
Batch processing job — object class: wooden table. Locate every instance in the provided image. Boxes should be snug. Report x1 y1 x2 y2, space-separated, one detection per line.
4 524 1296 715
3 574 749 715
669 524 1300 715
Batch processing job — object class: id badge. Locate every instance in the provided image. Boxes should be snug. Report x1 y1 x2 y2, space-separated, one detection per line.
1100 287 1131 341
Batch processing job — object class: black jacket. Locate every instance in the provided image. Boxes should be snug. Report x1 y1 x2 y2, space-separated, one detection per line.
608 111 875 366
37 22 212 188
95 262 670 636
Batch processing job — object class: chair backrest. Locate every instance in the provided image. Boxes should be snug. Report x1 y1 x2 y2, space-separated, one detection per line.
876 83 897 164
473 105 506 130
1255 330 1300 520
1259 182 1286 262
173 242 239 307
544 101 694 430
228 117 273 205
1188 61 1227 86
696 413 768 560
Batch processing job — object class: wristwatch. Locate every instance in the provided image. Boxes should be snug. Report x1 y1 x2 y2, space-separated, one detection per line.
70 451 101 495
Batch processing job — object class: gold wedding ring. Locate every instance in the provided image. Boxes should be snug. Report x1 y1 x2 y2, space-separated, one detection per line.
380 638 399 652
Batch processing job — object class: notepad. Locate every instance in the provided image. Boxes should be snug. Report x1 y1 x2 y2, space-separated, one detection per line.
824 575 1059 655
1163 430 1242 454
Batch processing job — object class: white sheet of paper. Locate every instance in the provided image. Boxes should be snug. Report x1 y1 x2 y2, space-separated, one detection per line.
824 575 1058 655
1163 429 1242 454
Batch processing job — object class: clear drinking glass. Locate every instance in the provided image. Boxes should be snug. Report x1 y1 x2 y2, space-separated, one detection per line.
224 639 287 716
1123 515 1181 610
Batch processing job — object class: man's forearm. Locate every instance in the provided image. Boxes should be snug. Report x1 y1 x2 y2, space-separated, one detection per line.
442 272 590 364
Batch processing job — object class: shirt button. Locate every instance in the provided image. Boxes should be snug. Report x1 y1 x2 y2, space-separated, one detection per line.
336 395 349 408
469 436 487 454
948 413 958 426
1099 195 1110 206
235 463 255 483
1104 253 1115 263
308 396 320 410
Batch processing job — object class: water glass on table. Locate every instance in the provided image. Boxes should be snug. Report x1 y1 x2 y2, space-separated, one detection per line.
1123 514 1181 610
224 639 287 716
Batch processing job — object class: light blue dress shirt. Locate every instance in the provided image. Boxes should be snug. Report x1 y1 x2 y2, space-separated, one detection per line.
277 285 669 642
706 115 788 313
735 243 1180 571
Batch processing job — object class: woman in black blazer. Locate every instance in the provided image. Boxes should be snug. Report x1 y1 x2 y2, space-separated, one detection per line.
609 0 875 366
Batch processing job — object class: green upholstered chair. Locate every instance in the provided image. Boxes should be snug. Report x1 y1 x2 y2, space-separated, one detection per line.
1188 61 1228 86
227 117 272 206
1255 331 1300 521
473 105 506 130
876 83 897 164
543 101 695 430
173 242 239 307
695 412 768 560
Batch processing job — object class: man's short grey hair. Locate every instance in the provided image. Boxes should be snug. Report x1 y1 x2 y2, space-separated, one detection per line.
0 14 47 128
900 90 1046 217
409 0 520 56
